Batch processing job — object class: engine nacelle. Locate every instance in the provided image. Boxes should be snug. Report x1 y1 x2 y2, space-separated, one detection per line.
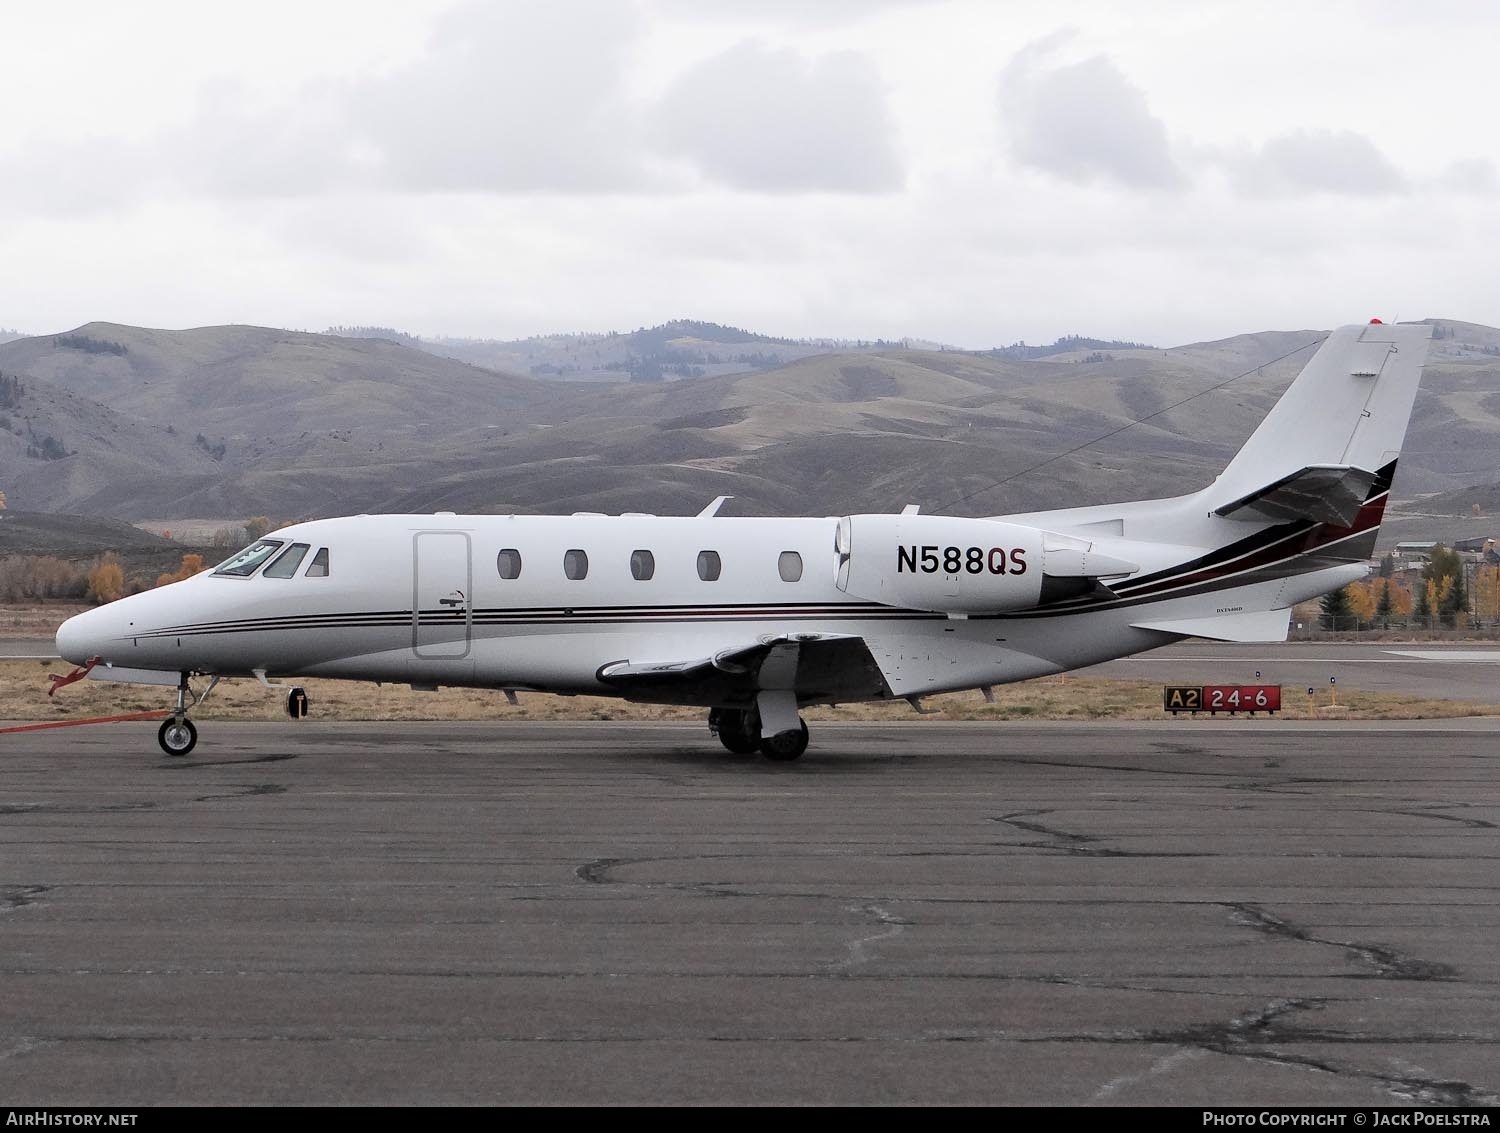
835 514 1138 615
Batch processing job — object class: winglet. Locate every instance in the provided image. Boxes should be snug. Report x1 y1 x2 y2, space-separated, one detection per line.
697 495 733 518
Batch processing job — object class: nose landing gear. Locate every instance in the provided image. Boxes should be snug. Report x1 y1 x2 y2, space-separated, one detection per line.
157 671 219 757
158 716 198 756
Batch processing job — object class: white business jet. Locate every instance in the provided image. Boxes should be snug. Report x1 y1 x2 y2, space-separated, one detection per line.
56 321 1429 759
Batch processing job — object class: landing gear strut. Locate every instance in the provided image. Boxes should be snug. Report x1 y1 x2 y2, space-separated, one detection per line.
156 671 218 757
707 707 810 761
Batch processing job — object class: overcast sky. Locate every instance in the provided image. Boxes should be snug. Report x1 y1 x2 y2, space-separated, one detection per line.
3 0 1496 347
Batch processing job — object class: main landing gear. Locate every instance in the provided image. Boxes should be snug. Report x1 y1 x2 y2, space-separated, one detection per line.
708 707 810 761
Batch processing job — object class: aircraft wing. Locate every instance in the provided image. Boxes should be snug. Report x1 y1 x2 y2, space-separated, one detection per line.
597 633 891 705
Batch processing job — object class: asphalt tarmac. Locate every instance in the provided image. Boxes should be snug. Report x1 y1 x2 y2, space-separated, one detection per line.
1083 641 1500 702
4 719 1500 1106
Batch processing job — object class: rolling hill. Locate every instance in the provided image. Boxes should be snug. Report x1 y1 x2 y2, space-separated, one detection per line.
337 318 940 382
1 319 1497 535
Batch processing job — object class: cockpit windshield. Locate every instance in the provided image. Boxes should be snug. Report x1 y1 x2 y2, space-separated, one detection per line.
213 539 284 577
263 542 310 578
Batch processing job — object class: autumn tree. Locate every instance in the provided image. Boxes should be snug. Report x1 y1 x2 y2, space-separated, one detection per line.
243 517 274 541
86 556 124 604
1345 581 1375 627
1423 546 1468 627
1437 575 1462 628
1388 578 1414 617
156 553 206 587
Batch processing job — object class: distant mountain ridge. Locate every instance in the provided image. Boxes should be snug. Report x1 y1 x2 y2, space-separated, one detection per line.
0 318 1496 534
329 318 959 382
985 334 1155 361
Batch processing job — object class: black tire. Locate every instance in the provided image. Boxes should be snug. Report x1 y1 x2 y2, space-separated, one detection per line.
710 707 760 754
158 717 198 757
760 720 809 761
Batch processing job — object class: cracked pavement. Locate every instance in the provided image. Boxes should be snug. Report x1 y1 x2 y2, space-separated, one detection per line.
3 718 1499 1104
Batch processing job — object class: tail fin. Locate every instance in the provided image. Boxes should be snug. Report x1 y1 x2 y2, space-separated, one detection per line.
1205 321 1430 517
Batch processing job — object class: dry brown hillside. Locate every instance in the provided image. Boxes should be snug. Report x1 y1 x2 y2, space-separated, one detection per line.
0 318 1494 524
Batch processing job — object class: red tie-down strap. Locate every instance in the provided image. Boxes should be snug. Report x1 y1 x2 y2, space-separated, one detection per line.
0 709 170 735
0 657 170 736
46 656 100 697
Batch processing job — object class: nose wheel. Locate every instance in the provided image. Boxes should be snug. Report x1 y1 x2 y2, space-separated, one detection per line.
158 717 198 756
156 671 217 757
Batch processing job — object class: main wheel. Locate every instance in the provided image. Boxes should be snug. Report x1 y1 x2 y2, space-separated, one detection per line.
759 720 809 761
710 707 760 754
158 717 198 757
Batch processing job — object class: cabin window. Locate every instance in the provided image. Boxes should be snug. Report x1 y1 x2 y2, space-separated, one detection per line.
696 550 722 582
778 550 803 583
564 549 589 580
263 542 310 579
630 549 655 581
212 539 284 577
306 547 330 577
497 548 522 580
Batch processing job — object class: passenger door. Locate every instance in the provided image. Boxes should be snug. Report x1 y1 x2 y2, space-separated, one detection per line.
412 531 472 659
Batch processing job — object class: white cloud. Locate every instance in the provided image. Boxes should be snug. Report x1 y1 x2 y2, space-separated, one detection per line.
1221 128 1407 197
348 1 654 194
0 136 159 217
651 41 904 193
3 2 1499 345
165 79 359 199
1439 158 1498 195
999 34 1184 190
650 0 944 28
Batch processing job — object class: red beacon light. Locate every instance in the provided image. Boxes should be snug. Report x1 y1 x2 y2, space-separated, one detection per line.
1369 318 1383 324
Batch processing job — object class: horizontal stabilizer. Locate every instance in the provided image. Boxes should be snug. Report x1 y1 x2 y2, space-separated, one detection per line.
1132 608 1291 643
1213 465 1377 527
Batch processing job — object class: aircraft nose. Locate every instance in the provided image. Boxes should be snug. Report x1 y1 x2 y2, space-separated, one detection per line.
55 606 115 665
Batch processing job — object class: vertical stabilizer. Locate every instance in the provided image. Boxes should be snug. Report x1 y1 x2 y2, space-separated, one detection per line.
1206 322 1430 510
